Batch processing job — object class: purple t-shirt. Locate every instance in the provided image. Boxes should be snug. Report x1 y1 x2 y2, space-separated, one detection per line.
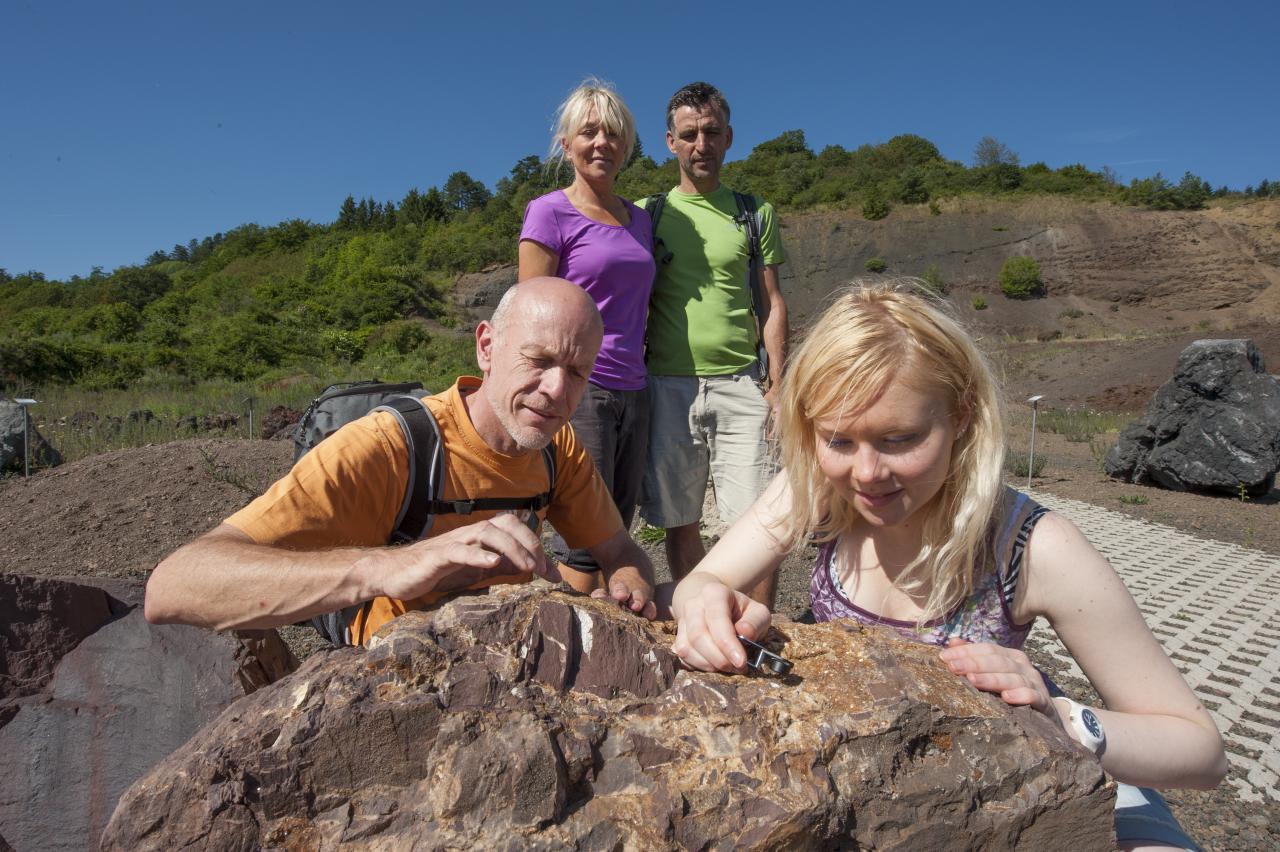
520 190 655 391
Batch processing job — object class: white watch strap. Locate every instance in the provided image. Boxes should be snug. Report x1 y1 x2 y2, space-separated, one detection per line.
1054 696 1106 755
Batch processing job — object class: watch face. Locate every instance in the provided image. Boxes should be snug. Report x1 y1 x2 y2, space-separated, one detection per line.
1081 708 1104 740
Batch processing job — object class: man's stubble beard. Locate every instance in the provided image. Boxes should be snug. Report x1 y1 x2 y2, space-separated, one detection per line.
482 380 554 453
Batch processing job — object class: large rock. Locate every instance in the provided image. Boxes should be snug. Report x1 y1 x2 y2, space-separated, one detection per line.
104 586 1113 850
0 575 297 852
1105 339 1280 495
0 399 62 473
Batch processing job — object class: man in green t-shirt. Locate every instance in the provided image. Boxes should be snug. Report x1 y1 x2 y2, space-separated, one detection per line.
639 81 789 607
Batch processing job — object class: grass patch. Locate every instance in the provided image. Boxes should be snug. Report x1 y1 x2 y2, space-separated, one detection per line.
24 333 477 465
1089 438 1113 472
1036 408 1129 443
1118 494 1149 505
635 524 667 545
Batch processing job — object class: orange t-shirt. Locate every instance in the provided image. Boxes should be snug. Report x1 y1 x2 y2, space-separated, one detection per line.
227 377 622 643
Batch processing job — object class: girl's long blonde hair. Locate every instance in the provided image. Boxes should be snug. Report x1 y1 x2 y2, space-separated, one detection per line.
774 279 1007 621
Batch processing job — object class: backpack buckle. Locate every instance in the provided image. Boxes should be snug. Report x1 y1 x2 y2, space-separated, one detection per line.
453 499 476 515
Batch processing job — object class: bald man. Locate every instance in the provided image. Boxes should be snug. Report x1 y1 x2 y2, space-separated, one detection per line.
146 278 657 644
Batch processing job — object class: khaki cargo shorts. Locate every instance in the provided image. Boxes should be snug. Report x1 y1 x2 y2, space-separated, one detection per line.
640 369 774 529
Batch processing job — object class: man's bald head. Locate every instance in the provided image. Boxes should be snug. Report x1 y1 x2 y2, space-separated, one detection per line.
490 277 603 343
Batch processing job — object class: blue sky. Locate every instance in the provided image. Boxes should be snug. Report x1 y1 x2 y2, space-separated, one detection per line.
3 0 1277 281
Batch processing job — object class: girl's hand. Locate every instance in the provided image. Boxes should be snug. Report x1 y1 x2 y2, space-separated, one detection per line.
671 580 772 674
939 638 1059 724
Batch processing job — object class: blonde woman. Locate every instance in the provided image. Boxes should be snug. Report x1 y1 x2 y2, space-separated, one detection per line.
671 281 1225 850
518 79 654 584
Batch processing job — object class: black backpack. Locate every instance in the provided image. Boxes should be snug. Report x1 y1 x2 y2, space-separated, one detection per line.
644 190 771 380
293 380 558 646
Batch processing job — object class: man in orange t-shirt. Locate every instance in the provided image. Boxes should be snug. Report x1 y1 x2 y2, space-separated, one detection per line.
144 278 657 644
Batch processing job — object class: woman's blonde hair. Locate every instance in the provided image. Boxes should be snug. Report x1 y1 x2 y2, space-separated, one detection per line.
774 279 1006 621
547 78 637 172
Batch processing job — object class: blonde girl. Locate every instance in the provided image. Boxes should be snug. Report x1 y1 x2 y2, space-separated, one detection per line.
671 281 1225 850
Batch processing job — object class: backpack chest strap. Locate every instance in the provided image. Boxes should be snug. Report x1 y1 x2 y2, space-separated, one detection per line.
422 492 553 516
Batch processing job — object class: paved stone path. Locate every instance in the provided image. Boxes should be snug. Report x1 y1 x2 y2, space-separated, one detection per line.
1028 492 1280 803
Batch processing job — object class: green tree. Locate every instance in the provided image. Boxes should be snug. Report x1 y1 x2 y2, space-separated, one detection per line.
337 195 359 229
108 266 172 310
1175 171 1208 209
1000 256 1042 298
862 190 890 220
443 171 492 214
973 136 1019 168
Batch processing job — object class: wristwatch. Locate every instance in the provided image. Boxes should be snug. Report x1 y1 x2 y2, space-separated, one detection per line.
1055 696 1106 755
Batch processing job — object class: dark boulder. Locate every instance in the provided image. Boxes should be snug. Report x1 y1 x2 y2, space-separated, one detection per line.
0 399 62 473
1105 339 1280 495
0 575 297 852
104 586 1114 851
261 405 302 440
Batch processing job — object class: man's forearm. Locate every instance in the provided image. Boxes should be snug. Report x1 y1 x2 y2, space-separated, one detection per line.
762 309 788 385
759 266 788 386
144 524 386 631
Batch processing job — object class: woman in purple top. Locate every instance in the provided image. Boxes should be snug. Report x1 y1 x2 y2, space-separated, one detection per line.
518 79 655 582
669 281 1226 849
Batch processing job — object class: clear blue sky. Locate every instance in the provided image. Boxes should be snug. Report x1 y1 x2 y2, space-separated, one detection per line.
3 0 1276 281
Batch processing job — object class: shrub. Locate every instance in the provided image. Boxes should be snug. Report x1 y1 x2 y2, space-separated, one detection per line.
861 192 890 221
920 264 947 296
1000 256 1042 299
1004 451 1046 479
864 257 887 273
971 295 987 310
928 200 941 216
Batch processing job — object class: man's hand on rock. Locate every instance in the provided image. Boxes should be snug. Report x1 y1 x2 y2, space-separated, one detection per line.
375 513 549 599
590 565 658 620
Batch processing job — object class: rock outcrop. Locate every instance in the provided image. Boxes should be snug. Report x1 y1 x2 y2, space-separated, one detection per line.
1106 339 1280 495
0 398 62 473
104 586 1114 850
0 575 297 852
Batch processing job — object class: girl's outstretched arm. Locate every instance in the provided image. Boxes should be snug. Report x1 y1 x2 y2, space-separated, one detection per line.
671 473 794 672
942 511 1227 790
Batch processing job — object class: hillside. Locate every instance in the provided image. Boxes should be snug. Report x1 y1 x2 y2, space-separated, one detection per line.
458 197 1280 412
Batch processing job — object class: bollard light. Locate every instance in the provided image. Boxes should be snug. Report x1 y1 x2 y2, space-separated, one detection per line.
1026 395 1043 491
15 398 38 479
243 396 255 439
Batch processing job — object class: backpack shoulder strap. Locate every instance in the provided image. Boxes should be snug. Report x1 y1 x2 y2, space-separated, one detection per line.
733 191 769 378
644 191 673 265
541 442 557 504
733 191 763 261
376 395 445 544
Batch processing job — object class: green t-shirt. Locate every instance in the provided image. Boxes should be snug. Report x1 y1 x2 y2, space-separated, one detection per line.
641 186 785 376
